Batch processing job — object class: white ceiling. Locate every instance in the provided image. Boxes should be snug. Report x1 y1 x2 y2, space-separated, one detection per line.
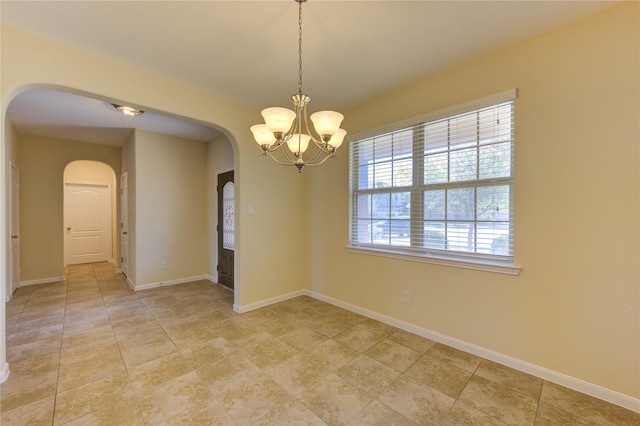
6 90 221 146
1 0 618 146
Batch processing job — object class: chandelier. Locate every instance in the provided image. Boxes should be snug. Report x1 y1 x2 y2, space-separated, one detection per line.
250 0 346 173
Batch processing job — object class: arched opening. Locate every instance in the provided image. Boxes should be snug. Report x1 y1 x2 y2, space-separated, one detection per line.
63 160 118 267
1 85 240 386
5 87 236 290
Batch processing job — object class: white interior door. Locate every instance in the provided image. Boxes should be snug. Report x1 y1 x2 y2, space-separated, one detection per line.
64 182 112 265
120 173 129 276
9 163 20 300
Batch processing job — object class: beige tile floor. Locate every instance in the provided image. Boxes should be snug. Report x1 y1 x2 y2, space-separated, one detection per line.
1 262 638 425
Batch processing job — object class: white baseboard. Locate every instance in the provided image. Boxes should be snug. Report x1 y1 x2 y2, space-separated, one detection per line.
234 289 307 313
20 276 65 287
207 275 217 284
1 362 9 383
132 275 209 291
308 291 639 413
126 276 136 291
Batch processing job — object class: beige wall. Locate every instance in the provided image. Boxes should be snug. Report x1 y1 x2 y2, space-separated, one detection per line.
207 134 234 281
18 135 121 282
133 129 208 286
0 22 310 307
1 1 637 405
309 2 639 399
0 13 306 382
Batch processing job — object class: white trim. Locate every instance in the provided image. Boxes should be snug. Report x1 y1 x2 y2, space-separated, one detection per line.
207 274 218 284
132 275 209 291
233 289 307 313
110 259 123 274
63 180 109 188
0 362 9 383
9 162 19 302
307 291 639 413
126 276 135 291
20 276 65 286
346 246 521 276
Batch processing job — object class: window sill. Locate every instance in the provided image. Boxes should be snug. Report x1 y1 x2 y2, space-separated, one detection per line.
345 245 522 276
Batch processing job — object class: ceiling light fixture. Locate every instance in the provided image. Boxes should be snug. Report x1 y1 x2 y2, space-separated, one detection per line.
250 0 346 173
112 104 144 117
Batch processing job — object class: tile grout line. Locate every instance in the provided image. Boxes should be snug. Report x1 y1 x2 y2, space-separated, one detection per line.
6 266 635 424
95 263 149 425
50 266 69 426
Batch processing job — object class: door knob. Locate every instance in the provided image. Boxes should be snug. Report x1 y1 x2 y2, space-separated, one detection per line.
11 235 18 239
123 232 128 235
67 227 71 231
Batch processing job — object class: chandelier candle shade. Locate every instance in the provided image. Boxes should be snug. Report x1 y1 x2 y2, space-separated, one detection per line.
250 0 346 172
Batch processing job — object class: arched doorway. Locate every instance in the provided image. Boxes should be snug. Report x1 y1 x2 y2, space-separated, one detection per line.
1 86 239 385
63 160 117 266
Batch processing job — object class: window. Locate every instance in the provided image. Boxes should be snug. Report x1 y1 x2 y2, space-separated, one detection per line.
349 91 518 273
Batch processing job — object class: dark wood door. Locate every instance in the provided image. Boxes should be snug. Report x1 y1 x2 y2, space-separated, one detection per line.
217 171 234 290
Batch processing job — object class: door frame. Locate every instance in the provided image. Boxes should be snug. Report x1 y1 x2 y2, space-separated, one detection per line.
8 162 19 302
217 170 235 290
120 173 129 277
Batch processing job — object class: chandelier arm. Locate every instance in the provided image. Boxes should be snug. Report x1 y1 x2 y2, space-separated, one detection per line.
283 146 298 164
280 109 300 141
264 150 302 167
265 140 302 165
300 102 325 146
305 144 335 165
265 140 284 153
299 150 336 167
276 140 299 164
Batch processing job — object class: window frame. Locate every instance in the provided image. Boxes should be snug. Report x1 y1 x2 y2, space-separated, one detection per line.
347 90 521 275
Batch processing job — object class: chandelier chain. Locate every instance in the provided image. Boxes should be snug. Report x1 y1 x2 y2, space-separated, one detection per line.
298 0 303 94
250 0 346 173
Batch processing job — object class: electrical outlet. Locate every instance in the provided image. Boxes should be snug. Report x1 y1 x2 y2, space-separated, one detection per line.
403 291 412 304
161 261 167 270
271 272 277 283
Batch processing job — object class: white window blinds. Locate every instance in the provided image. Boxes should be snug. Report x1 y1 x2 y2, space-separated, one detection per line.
349 93 515 264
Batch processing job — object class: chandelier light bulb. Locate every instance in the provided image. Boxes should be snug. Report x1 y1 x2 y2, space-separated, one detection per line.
286 133 311 155
122 107 136 116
